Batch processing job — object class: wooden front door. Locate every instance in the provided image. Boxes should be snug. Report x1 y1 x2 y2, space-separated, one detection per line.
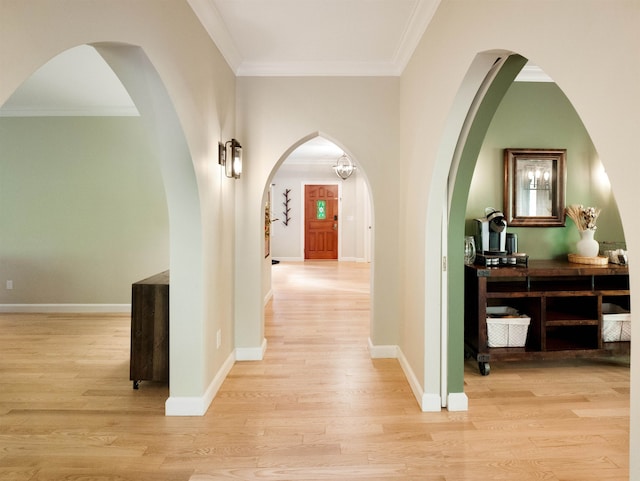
305 184 338 259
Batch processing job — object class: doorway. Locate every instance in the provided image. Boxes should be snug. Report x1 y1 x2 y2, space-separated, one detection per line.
304 184 339 259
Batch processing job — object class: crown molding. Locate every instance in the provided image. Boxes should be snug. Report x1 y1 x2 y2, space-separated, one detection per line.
0 107 139 117
393 0 441 75
189 0 440 77
187 0 243 74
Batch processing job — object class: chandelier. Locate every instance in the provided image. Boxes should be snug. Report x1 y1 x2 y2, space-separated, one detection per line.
332 153 356 180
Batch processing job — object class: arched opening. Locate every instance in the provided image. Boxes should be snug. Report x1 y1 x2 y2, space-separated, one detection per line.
0 43 207 414
446 52 629 418
0 45 167 307
262 132 374 353
445 54 529 405
95 44 207 414
267 135 372 263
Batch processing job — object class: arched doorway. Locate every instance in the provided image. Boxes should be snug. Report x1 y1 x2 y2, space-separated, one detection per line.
262 132 374 348
445 54 528 406
0 43 207 414
445 52 628 400
268 135 371 263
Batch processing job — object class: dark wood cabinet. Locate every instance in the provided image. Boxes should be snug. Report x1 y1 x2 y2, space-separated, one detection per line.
464 260 630 375
130 270 169 389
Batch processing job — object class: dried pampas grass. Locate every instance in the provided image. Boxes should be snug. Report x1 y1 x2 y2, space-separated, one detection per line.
565 204 600 231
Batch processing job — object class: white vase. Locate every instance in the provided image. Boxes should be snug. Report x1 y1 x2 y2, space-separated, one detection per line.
576 229 599 257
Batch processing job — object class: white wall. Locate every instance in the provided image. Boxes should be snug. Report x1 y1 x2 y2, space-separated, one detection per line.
235 77 402 358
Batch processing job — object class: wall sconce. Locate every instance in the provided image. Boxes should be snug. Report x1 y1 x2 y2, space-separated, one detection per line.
218 138 242 179
333 153 356 180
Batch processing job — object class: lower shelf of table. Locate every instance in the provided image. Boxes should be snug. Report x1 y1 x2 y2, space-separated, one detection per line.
465 341 630 375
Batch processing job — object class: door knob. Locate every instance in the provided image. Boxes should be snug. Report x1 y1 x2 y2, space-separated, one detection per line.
333 223 337 230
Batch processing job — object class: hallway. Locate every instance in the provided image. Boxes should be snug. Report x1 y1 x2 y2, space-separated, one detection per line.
0 261 629 480
198 261 630 480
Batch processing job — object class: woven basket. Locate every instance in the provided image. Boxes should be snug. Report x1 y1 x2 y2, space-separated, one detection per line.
567 253 608 265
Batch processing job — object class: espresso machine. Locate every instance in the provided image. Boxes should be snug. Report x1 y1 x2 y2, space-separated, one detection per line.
473 208 525 266
475 207 507 254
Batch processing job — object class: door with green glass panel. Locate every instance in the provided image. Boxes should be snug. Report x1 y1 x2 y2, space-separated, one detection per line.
304 184 338 259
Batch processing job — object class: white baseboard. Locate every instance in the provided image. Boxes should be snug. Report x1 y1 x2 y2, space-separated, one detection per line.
447 392 469 411
396 347 442 412
0 304 131 313
271 257 366 263
264 289 273 306
235 338 267 361
368 339 441 412
422 393 443 412
165 349 236 416
367 338 399 358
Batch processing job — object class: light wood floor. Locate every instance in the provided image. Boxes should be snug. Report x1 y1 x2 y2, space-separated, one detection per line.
0 261 630 480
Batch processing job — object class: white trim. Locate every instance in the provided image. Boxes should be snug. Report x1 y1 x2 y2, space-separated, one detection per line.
0 304 131 313
440 203 448 407
422 393 443 412
0 107 139 117
370 339 443 412
439 54 511 411
447 392 469 412
187 0 242 74
367 338 398 358
272 257 366 263
235 338 267 361
237 60 400 78
393 0 441 76
397 347 442 412
339 256 367 263
263 288 273 306
165 349 236 416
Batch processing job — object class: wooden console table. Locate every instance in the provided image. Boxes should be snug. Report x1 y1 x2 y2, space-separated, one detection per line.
130 270 169 389
464 260 630 375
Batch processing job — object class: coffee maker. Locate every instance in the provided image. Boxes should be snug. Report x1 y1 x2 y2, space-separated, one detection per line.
475 207 507 254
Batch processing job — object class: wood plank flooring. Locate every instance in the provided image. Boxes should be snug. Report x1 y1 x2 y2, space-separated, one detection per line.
0 261 630 480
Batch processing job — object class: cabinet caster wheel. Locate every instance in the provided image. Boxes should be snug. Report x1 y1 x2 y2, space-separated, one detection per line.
133 380 140 390
478 362 490 376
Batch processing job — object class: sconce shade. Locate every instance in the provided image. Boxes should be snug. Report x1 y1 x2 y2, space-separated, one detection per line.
333 153 356 180
218 138 242 179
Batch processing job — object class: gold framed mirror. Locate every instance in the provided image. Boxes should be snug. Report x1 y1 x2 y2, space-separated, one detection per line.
504 148 566 227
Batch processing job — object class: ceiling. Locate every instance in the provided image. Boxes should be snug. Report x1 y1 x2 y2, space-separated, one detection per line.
0 0 550 162
0 45 139 117
188 0 440 77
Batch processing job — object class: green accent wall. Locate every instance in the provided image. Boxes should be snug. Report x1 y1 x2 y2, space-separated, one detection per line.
0 116 169 304
467 82 625 255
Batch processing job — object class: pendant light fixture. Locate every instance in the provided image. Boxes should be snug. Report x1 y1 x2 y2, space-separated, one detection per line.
333 153 356 180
